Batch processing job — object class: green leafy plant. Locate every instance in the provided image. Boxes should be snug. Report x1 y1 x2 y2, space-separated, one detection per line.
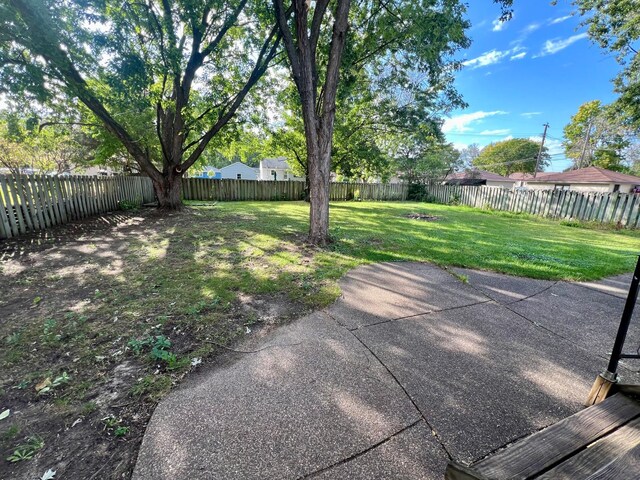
43 319 57 337
127 336 154 355
6 435 44 462
449 193 461 206
128 335 180 367
101 415 130 438
37 372 70 395
118 199 140 211
6 331 22 345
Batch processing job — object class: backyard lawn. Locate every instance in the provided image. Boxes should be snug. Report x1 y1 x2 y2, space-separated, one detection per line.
1 200 639 479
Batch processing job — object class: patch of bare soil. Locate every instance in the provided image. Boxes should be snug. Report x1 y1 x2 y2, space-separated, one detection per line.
0 208 309 479
404 212 440 221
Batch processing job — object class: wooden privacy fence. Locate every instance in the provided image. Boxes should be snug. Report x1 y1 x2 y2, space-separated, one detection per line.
424 183 640 228
183 178 306 201
0 174 155 239
182 178 409 202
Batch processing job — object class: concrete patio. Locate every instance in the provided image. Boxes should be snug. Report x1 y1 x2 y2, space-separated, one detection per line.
133 262 640 479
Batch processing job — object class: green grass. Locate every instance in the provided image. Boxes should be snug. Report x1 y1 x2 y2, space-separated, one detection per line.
1 200 638 477
201 201 639 282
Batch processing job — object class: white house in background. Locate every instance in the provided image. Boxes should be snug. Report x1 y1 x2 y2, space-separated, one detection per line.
259 157 304 181
517 166 640 193
218 162 259 180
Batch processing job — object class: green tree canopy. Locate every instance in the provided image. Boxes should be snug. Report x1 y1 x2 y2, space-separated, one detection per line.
473 138 549 176
0 0 281 206
562 99 636 170
572 0 640 127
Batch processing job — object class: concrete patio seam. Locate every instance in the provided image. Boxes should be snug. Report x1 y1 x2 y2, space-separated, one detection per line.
506 281 559 305
344 299 494 332
297 419 423 479
455 278 637 373
570 280 633 301
337 315 454 462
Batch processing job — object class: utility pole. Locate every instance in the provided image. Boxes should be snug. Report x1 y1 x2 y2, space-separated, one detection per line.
533 123 549 178
578 121 593 170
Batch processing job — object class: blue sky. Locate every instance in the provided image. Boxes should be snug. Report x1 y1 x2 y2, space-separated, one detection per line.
445 0 621 171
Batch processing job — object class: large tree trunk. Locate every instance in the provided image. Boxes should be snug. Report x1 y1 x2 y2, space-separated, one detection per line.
307 141 331 245
153 174 183 209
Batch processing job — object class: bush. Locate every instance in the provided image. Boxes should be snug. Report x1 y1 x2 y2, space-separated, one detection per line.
118 199 140 211
408 183 441 203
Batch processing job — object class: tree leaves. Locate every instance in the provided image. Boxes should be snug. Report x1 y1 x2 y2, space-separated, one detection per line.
473 138 549 175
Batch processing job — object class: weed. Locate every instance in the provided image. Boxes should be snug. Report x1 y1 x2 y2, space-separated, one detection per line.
451 272 469 283
81 402 98 415
2 425 20 441
41 318 64 344
118 199 140 211
131 374 172 401
6 435 44 462
5 331 22 346
114 426 130 437
36 372 71 395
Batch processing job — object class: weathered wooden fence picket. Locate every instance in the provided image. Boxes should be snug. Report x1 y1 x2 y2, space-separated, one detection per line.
424 183 640 228
181 178 409 202
0 174 155 239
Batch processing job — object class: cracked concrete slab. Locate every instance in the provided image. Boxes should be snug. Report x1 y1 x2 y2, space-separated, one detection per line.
327 262 487 329
133 262 640 479
312 421 449 479
451 267 555 305
133 312 420 480
353 301 613 463
508 281 640 368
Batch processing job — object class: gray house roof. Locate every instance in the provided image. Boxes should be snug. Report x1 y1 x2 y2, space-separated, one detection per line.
260 157 290 169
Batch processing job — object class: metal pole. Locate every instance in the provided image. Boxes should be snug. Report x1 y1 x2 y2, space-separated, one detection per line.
606 255 640 378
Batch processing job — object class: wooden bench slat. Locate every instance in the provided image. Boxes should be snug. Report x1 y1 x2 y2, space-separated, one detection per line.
585 442 640 480
537 416 640 479
473 394 640 479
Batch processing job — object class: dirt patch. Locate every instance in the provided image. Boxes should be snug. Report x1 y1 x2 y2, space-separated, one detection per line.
404 213 440 221
0 207 314 479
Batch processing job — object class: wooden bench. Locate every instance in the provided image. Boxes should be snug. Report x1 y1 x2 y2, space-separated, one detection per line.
445 392 640 480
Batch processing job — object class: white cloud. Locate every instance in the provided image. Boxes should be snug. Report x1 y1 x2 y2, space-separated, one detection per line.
538 33 588 56
464 45 526 69
523 23 540 34
479 129 511 136
442 111 508 134
521 112 542 118
550 15 573 25
463 50 508 69
492 17 507 32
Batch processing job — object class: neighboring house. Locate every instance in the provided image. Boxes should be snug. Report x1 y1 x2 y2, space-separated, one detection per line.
444 169 515 188
259 157 304 181
195 166 221 179
521 166 640 193
508 171 554 188
218 162 259 180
